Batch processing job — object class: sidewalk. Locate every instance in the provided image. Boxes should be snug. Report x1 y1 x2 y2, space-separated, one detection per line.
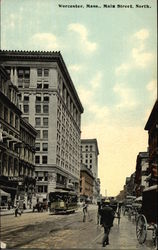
90 213 154 249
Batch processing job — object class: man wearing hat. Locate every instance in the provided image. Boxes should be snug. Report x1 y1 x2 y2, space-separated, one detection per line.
100 199 115 247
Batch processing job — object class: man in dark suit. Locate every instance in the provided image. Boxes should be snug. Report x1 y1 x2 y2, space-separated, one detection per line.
100 200 115 247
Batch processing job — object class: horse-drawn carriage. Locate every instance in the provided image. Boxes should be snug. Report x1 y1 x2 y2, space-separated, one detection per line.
136 185 158 247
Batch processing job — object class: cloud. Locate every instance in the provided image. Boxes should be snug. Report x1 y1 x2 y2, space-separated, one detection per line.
90 72 102 89
115 63 131 76
31 33 60 51
113 83 138 109
146 79 157 100
132 48 153 68
133 29 149 41
68 64 83 72
115 28 154 76
78 71 110 121
68 23 97 53
78 71 102 105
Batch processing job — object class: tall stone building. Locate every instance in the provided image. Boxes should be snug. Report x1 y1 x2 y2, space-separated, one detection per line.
0 50 84 199
81 139 100 203
0 65 37 207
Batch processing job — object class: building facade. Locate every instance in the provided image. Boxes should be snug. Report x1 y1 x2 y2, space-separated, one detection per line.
124 173 136 198
0 65 37 208
144 100 158 186
81 139 100 203
0 50 84 199
80 163 94 202
134 152 149 197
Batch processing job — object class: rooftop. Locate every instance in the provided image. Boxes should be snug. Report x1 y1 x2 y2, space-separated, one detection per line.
0 50 84 113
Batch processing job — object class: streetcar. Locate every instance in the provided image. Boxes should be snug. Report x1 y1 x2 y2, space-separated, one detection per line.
136 185 158 247
49 189 78 214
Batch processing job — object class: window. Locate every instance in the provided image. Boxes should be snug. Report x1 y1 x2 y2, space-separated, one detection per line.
17 68 30 79
10 112 14 126
24 69 30 79
24 95 29 101
43 130 48 139
37 69 42 77
43 96 49 102
44 69 49 77
43 105 49 113
43 117 48 126
4 107 8 122
90 159 92 163
38 185 48 193
18 80 23 88
23 117 29 123
43 84 49 89
35 117 41 126
35 155 40 164
36 96 41 102
15 116 19 129
42 155 47 164
18 93 22 101
35 143 40 151
36 130 40 139
23 105 29 113
37 83 42 88
36 105 41 113
42 143 48 151
18 69 23 78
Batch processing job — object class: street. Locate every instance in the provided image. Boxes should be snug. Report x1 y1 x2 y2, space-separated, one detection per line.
0 205 155 249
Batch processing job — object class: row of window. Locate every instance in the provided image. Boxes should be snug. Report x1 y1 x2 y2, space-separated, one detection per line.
37 68 49 77
0 103 20 130
35 155 47 164
81 145 94 151
83 159 93 163
20 95 49 102
81 154 93 158
37 185 48 193
36 130 48 139
22 104 49 114
35 143 48 152
18 81 49 89
35 117 48 126
0 77 18 106
7 67 49 79
57 99 80 127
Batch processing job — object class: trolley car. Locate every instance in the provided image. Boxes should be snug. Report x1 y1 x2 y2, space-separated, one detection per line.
49 189 78 214
136 185 158 247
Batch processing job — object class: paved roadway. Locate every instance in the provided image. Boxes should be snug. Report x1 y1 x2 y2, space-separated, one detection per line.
0 205 155 249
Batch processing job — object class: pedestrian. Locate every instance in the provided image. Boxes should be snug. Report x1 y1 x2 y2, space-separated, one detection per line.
15 203 22 217
82 200 88 222
100 199 115 247
97 201 102 225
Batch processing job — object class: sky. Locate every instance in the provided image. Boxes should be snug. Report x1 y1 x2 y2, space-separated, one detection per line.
1 0 157 196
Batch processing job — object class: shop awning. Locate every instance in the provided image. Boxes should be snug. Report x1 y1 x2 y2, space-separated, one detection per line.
0 189 11 197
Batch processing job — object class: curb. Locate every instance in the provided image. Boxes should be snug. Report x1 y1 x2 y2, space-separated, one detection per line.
0 209 33 216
